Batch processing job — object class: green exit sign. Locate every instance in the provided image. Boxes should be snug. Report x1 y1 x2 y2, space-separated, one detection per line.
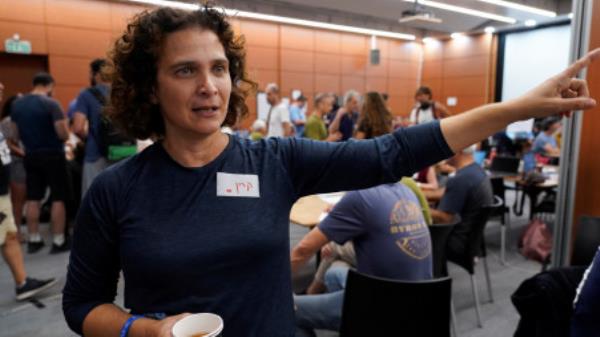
5 38 32 54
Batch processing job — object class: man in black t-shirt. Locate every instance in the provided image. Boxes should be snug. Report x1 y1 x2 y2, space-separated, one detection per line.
0 82 57 300
11 73 70 254
426 145 493 261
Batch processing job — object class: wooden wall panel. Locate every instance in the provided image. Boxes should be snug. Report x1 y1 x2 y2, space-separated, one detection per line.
280 26 314 51
314 54 341 75
449 96 487 114
243 95 257 129
47 26 111 58
341 75 366 93
573 2 600 222
443 57 489 77
341 34 367 56
442 76 488 97
388 78 417 97
314 74 340 93
342 55 367 76
422 34 494 115
46 0 111 30
0 0 45 24
389 40 421 61
246 46 279 70
423 42 444 61
388 95 412 116
49 56 90 86
0 21 47 54
52 84 82 110
110 2 148 35
422 60 442 80
366 58 388 77
314 30 341 54
389 60 419 80
376 38 390 59
240 20 279 48
281 49 313 72
365 76 387 93
281 71 314 95
444 35 492 59
249 69 278 90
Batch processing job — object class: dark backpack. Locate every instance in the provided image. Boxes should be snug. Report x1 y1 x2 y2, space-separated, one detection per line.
87 87 136 162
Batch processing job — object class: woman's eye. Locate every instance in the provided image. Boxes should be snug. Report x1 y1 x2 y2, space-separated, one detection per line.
213 65 227 74
176 66 194 76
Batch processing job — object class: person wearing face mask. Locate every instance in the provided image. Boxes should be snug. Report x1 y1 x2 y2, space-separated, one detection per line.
409 86 450 125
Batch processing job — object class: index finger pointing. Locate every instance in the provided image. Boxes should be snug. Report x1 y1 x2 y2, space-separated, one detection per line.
561 48 600 78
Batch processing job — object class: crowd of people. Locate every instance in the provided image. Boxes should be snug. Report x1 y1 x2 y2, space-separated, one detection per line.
0 4 598 337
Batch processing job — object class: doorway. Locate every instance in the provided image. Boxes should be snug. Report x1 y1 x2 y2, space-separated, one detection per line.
0 52 48 112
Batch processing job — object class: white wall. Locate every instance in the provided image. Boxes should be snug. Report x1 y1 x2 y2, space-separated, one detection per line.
502 24 571 136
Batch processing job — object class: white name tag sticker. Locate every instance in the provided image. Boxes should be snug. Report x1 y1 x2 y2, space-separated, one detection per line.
217 172 260 198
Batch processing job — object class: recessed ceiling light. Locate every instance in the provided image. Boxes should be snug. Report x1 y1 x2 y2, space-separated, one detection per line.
403 0 517 24
422 37 435 44
450 32 468 40
524 19 537 27
128 0 416 40
484 26 496 34
477 0 556 18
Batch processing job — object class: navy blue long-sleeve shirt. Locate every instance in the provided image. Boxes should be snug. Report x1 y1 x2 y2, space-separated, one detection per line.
63 121 453 337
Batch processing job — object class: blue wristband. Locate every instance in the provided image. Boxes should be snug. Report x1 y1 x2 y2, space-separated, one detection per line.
120 315 143 337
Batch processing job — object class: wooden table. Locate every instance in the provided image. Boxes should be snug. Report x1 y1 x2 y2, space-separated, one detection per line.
512 165 559 218
290 192 345 228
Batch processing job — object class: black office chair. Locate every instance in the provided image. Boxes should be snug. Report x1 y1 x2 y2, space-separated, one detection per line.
571 215 600 266
490 178 511 264
340 270 452 337
429 215 461 278
447 199 498 328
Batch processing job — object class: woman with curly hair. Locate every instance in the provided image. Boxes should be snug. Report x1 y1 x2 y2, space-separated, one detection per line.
62 4 600 337
354 91 393 139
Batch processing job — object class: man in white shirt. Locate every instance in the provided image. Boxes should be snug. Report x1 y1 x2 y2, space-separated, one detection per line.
265 83 292 138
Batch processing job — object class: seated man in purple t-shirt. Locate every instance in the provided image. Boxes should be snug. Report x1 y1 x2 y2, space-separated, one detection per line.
290 182 432 337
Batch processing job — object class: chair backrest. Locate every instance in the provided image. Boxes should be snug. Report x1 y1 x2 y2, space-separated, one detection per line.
340 270 452 337
449 202 496 274
489 178 508 216
571 215 600 266
490 176 506 200
429 215 461 278
490 155 520 174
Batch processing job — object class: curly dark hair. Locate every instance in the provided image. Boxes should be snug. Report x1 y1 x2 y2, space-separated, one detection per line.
107 4 256 139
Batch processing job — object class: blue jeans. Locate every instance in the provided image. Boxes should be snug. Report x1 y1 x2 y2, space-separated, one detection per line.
295 266 349 337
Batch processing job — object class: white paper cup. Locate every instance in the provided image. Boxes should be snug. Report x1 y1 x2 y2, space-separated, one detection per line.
171 313 224 337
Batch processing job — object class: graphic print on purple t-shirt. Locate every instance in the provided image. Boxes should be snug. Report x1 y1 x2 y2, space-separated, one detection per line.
389 198 431 260
319 183 432 281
